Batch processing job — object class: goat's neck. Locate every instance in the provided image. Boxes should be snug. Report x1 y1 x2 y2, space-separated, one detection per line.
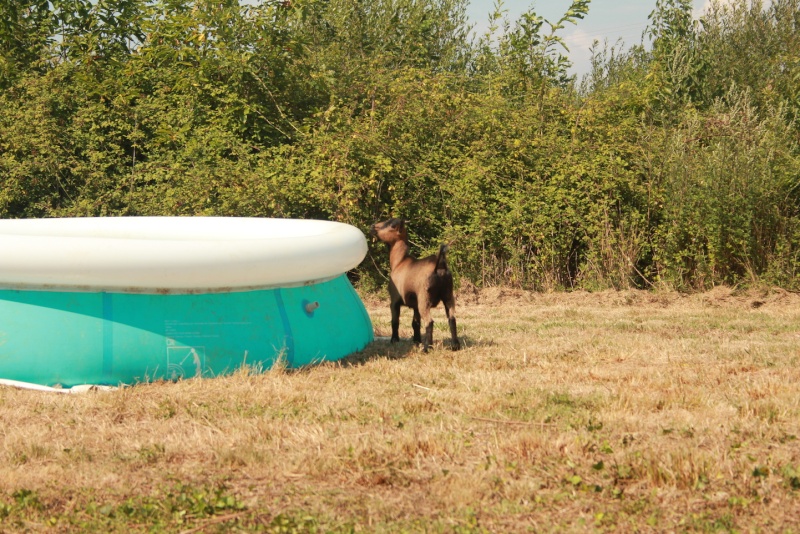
388 239 411 270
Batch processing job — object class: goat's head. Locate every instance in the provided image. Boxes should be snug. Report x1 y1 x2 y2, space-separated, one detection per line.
370 218 408 245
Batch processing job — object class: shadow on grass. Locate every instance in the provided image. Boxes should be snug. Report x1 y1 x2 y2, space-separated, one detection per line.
333 334 480 368
335 337 416 367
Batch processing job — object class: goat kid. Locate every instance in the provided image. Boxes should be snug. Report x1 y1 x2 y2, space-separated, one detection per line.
370 218 460 352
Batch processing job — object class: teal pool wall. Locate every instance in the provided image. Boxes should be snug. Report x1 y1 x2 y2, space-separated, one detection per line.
0 275 373 387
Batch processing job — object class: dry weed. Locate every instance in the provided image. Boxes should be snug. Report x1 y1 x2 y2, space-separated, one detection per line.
1 287 799 531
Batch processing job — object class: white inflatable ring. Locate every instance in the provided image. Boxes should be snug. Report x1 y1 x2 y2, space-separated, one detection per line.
0 217 367 293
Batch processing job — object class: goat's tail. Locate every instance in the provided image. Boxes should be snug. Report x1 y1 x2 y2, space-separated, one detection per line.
435 244 450 275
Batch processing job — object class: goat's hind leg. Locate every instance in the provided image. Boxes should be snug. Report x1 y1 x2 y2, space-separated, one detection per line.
444 298 460 350
417 296 434 353
423 317 434 353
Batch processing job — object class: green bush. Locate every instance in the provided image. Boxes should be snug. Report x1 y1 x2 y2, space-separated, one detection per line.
1 0 798 291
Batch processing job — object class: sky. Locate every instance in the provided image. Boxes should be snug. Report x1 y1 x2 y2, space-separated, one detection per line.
464 0 719 77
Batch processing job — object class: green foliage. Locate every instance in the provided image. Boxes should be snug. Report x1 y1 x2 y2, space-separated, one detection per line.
0 0 54 87
646 0 704 114
694 0 800 123
0 484 246 531
645 93 800 289
500 0 590 93
1 0 799 290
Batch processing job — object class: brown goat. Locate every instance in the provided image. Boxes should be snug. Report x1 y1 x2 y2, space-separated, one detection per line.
370 218 460 352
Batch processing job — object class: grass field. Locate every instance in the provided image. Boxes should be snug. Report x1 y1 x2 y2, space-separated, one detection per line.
2 286 800 532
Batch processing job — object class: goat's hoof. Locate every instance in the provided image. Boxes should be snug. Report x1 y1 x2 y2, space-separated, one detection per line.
390 337 400 343
451 343 461 351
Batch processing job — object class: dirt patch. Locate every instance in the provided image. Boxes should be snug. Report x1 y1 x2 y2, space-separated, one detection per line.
690 285 800 309
452 283 800 310
460 284 534 306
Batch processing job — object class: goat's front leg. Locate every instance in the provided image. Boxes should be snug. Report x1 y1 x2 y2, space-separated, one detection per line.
412 307 422 344
390 298 402 343
389 281 402 343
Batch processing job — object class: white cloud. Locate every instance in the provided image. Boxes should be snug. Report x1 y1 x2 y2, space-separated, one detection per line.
562 27 595 76
564 27 595 51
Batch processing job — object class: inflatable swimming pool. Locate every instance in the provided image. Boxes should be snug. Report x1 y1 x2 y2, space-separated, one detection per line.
0 217 373 388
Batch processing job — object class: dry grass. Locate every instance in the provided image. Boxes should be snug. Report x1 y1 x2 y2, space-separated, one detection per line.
2 286 800 532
